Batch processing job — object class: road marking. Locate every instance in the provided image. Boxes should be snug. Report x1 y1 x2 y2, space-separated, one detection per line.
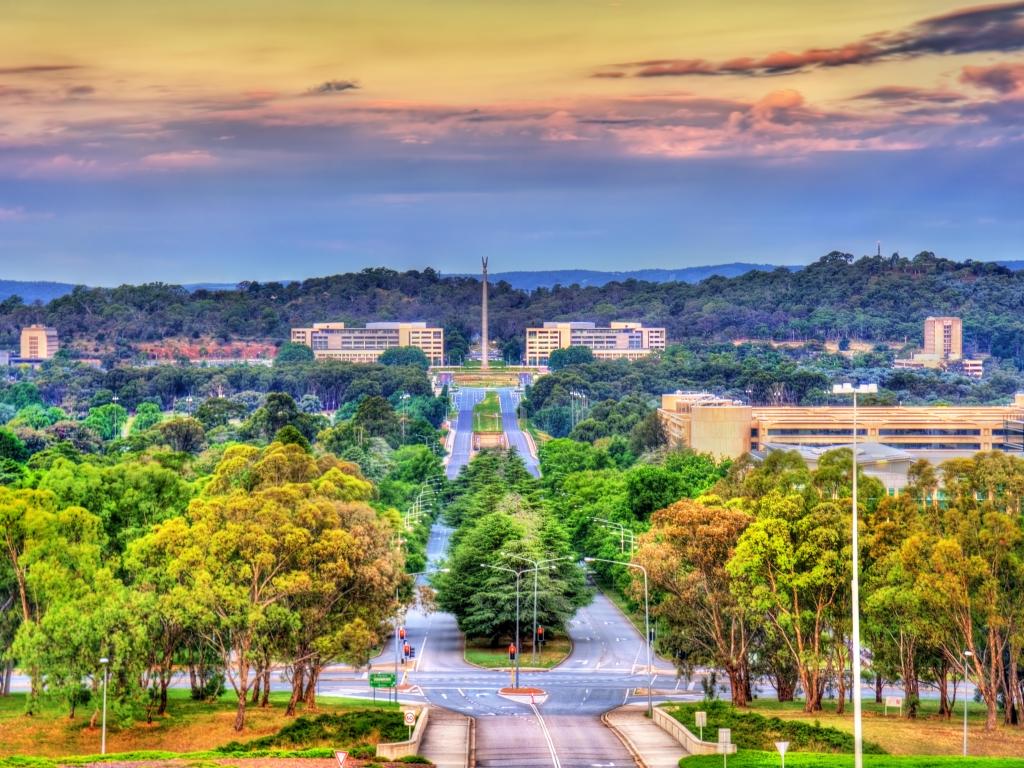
529 701 562 768
441 693 448 700
457 688 465 696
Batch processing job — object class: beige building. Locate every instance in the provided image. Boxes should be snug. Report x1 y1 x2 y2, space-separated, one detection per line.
895 316 983 377
20 324 59 360
525 321 666 366
659 390 1024 460
923 316 962 358
290 322 444 365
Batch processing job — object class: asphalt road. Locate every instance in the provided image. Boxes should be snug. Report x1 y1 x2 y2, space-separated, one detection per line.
446 387 485 479
498 387 540 477
349 521 691 767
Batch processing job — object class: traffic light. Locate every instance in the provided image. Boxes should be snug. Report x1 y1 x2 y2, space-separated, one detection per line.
537 626 545 645
399 627 407 640
508 643 517 661
403 642 411 657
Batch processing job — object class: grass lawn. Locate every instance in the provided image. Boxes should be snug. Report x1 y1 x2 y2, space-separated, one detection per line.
472 391 503 433
742 697 1024 759
464 637 572 669
0 689 400 758
682 753 1024 767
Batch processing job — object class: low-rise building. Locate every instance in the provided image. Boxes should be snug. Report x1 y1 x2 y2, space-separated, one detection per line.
290 322 444 365
20 324 59 360
659 390 1024 462
525 321 666 366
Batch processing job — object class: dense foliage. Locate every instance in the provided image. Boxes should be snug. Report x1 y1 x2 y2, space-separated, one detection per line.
6 253 1024 364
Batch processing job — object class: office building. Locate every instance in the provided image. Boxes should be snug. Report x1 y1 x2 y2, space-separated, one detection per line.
525 321 666 366
659 390 1024 462
20 325 59 360
290 322 444 365
894 316 983 377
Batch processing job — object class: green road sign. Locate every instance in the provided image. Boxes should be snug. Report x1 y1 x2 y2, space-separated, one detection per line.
369 672 397 688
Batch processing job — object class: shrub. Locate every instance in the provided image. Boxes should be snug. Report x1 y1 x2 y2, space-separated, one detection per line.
664 701 886 754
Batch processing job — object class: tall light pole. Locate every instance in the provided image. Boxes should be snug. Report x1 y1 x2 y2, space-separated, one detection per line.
832 381 877 768
963 649 974 756
507 554 573 664
483 563 526 688
584 557 653 716
99 656 109 754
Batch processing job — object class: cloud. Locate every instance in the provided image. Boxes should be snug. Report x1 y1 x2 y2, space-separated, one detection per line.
66 85 95 98
610 1 1024 78
961 61 1024 93
0 205 52 222
309 80 359 95
0 64 79 75
852 86 966 104
20 154 99 178
139 150 218 170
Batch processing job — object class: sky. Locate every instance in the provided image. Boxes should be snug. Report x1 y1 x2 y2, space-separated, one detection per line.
1 0 1023 284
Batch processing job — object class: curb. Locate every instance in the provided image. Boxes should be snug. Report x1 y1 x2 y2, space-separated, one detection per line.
468 713 476 768
601 708 649 768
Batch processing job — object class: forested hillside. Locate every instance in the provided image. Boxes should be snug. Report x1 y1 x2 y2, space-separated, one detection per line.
3 252 1024 361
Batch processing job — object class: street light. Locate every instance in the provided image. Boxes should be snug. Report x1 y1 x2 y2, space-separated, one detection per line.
483 563 525 688
99 656 109 754
831 381 877 768
963 649 974 756
584 557 653 716
592 517 636 555
506 554 573 664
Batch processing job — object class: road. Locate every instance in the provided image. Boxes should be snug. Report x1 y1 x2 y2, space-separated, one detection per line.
446 387 485 479
446 386 539 480
498 387 540 477
345 520 690 768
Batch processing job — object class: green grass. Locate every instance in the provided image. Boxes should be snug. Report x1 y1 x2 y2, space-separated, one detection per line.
681 754 1024 767
472 391 503 433
664 701 885 754
464 637 571 669
0 689 399 757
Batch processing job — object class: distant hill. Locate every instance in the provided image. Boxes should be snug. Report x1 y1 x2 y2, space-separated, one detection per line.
477 263 788 290
0 280 78 304
0 280 244 303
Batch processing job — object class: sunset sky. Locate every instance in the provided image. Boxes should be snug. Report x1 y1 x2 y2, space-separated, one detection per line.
1 1 1023 283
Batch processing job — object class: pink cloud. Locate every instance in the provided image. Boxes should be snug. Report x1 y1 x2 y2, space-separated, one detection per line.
961 61 1024 94
20 154 100 178
139 150 218 170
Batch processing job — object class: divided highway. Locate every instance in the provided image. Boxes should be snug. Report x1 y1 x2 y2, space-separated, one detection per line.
446 386 540 480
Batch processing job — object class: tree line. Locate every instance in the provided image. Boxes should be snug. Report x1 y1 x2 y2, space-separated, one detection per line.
5 252 1024 363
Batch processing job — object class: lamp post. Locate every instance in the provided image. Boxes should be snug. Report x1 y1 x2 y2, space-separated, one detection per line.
110 395 120 439
963 649 974 756
99 656 109 754
507 554 573 664
584 557 653 716
592 517 636 555
483 563 526 688
831 381 877 768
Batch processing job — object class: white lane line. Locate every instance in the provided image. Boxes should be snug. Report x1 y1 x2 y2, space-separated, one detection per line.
457 688 465 696
529 701 562 768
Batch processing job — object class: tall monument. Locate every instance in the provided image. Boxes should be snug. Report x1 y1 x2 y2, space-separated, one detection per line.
480 257 489 370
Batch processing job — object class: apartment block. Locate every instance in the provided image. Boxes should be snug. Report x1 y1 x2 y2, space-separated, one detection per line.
895 315 983 377
20 324 59 360
524 321 666 366
290 322 444 365
659 390 1024 461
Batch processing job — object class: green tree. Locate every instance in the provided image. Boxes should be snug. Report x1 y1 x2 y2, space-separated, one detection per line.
155 417 206 453
83 403 128 441
0 429 28 463
548 346 594 370
378 346 430 370
274 342 315 365
131 402 163 433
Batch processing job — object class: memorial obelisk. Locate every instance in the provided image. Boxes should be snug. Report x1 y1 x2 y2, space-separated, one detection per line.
480 257 489 370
